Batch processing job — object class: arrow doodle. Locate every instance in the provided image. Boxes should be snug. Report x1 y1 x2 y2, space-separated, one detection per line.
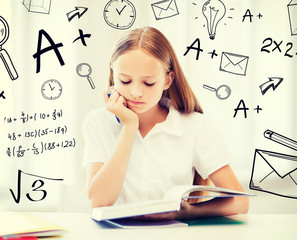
259 77 283 95
66 7 88 22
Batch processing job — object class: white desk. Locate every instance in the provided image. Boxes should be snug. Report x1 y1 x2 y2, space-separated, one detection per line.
27 212 295 240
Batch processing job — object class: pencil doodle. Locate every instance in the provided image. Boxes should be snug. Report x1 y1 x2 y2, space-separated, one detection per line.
259 77 283 95
22 0 52 14
41 79 62 100
261 37 296 58
288 0 297 36
103 0 136 30
242 9 263 22
203 84 231 100
76 63 95 89
220 52 249 76
202 0 226 40
0 16 18 80
66 6 88 22
264 129 297 151
151 0 179 20
72 29 91 46
32 29 65 73
250 130 297 199
9 169 63 204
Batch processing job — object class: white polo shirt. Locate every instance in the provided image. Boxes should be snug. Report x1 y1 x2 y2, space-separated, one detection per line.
83 98 231 204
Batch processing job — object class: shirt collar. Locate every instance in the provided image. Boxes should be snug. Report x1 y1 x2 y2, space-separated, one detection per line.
156 98 184 136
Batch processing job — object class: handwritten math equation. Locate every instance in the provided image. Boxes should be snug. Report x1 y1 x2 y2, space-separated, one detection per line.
10 169 64 204
3 109 63 124
3 109 77 158
6 138 76 158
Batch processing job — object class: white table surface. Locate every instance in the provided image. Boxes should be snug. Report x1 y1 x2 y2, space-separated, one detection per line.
23 212 296 240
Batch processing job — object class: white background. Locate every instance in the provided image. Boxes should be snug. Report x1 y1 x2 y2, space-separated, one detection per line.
0 0 296 213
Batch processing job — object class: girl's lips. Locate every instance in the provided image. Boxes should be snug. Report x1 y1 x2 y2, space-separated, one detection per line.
128 100 144 105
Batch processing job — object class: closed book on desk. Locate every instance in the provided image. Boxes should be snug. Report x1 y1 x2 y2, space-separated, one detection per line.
92 185 252 222
0 212 67 238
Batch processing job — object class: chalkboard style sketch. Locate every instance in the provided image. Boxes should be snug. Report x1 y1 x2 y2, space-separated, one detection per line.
202 0 226 40
220 52 249 76
41 79 62 100
9 169 63 204
76 63 95 89
66 7 88 22
22 0 52 14
250 130 297 199
264 129 297 151
151 0 179 20
0 16 18 80
203 84 231 100
259 77 283 95
288 0 297 36
103 0 136 30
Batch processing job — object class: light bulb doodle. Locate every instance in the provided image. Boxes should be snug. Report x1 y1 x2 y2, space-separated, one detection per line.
202 0 226 40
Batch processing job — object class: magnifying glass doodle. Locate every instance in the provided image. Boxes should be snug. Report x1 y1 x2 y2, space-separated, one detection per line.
203 84 231 100
76 63 95 89
0 16 18 80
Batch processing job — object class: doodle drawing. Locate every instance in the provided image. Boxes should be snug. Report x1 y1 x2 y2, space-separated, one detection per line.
220 52 249 76
151 0 179 20
202 0 226 40
76 63 95 89
259 77 283 96
288 0 297 36
250 130 297 199
22 0 52 14
0 16 18 80
103 0 136 30
203 84 231 100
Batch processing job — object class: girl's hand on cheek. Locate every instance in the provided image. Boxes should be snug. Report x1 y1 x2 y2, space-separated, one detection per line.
103 88 139 128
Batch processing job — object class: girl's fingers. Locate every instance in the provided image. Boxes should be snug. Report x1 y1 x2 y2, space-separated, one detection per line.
103 89 109 104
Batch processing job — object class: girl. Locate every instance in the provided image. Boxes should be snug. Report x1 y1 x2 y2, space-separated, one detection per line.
83 27 249 220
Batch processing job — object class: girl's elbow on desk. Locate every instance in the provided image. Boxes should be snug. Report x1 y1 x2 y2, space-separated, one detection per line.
88 194 116 209
226 195 249 215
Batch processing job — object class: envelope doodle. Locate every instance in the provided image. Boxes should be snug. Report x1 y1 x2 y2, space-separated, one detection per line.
250 130 297 199
151 0 179 20
219 52 249 76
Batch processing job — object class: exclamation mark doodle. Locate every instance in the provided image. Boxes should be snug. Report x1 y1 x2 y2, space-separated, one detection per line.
1 28 4 35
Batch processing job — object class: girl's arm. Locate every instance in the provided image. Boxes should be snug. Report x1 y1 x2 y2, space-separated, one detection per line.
145 165 249 220
87 90 138 208
179 165 249 219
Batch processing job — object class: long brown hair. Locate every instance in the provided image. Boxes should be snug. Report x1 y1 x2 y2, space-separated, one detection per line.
108 27 209 196
109 27 203 114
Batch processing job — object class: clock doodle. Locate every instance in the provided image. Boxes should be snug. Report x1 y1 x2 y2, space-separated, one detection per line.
41 79 62 100
103 0 136 30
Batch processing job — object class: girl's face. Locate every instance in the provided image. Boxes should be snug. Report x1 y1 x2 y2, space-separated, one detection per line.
112 49 173 114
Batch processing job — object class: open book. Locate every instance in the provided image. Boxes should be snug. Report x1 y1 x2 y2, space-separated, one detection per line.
92 185 252 222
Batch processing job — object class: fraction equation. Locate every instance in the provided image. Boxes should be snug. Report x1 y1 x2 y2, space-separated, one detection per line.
6 138 76 158
3 109 63 124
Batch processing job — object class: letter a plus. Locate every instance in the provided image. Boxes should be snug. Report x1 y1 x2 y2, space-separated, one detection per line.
32 29 65 73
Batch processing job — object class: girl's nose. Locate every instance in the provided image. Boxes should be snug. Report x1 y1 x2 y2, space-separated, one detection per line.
130 84 142 98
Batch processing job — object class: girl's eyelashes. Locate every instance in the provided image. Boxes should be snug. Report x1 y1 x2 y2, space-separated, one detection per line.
120 80 131 85
144 82 155 87
120 79 155 87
